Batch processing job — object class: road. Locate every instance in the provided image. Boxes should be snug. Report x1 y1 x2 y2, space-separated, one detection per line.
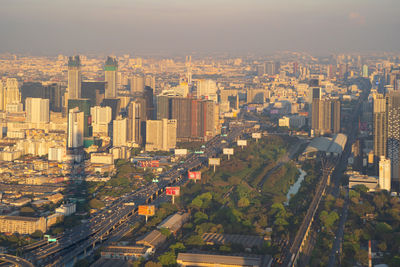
0 254 34 267
23 124 250 266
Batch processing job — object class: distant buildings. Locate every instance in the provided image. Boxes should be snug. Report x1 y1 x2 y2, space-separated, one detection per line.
129 74 145 94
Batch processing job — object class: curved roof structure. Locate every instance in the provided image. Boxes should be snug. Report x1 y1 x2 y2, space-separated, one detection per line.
304 133 347 155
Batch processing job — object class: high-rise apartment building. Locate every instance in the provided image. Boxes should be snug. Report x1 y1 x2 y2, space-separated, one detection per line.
145 75 156 90
68 56 82 100
68 108 84 148
145 119 177 151
113 118 128 147
105 57 118 98
379 156 391 191
25 98 49 123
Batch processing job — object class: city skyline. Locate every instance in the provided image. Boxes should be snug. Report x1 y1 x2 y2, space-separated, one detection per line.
0 0 399 55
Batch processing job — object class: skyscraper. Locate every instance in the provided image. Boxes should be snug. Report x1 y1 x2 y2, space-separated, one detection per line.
387 92 400 182
91 106 112 136
128 101 144 145
104 57 118 98
68 56 82 100
68 108 84 148
113 118 128 147
25 98 49 123
311 99 341 136
379 156 391 191
68 99 92 137
197 79 218 102
373 94 387 159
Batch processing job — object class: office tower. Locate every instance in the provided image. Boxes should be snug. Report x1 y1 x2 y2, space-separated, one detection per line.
145 75 156 90
104 57 118 98
91 106 112 136
275 61 281 75
311 99 340 136
68 56 82 100
362 65 369 78
373 95 387 158
186 55 192 85
25 98 49 123
68 108 84 148
144 86 155 120
387 92 400 182
68 99 92 137
197 79 218 102
247 89 265 104
129 75 145 94
379 156 391 191
82 81 106 106
128 101 144 145
113 118 128 147
145 119 177 151
5 78 21 107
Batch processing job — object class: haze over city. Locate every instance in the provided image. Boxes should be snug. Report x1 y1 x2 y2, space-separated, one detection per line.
1 0 399 55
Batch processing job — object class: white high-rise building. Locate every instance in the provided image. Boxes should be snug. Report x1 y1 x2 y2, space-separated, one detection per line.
68 108 84 148
25 98 49 123
91 106 112 136
0 81 5 111
129 75 145 93
145 119 177 151
145 75 156 90
379 156 391 191
197 79 218 102
113 118 128 147
68 56 82 100
105 57 118 98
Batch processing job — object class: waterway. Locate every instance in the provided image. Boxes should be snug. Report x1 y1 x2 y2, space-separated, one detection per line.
284 168 306 205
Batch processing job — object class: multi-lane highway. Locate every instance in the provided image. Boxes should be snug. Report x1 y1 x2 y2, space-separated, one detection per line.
23 125 248 266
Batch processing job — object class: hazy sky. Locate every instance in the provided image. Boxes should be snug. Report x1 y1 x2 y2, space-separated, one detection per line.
0 0 399 55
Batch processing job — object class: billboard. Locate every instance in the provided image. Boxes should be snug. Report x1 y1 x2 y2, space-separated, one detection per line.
138 205 155 216
252 133 261 139
237 140 247 146
223 148 234 155
188 171 201 180
209 158 221 166
174 149 188 156
166 187 180 196
138 160 159 168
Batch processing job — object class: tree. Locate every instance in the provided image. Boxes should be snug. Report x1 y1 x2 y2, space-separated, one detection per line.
145 261 162 267
194 211 208 224
184 234 204 246
89 198 105 209
238 197 250 208
159 228 171 237
31 230 43 239
320 211 339 230
158 251 176 266
170 242 186 253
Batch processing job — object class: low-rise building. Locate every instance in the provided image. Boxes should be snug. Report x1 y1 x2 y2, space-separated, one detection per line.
101 245 152 261
0 215 47 234
55 203 76 216
176 253 272 267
